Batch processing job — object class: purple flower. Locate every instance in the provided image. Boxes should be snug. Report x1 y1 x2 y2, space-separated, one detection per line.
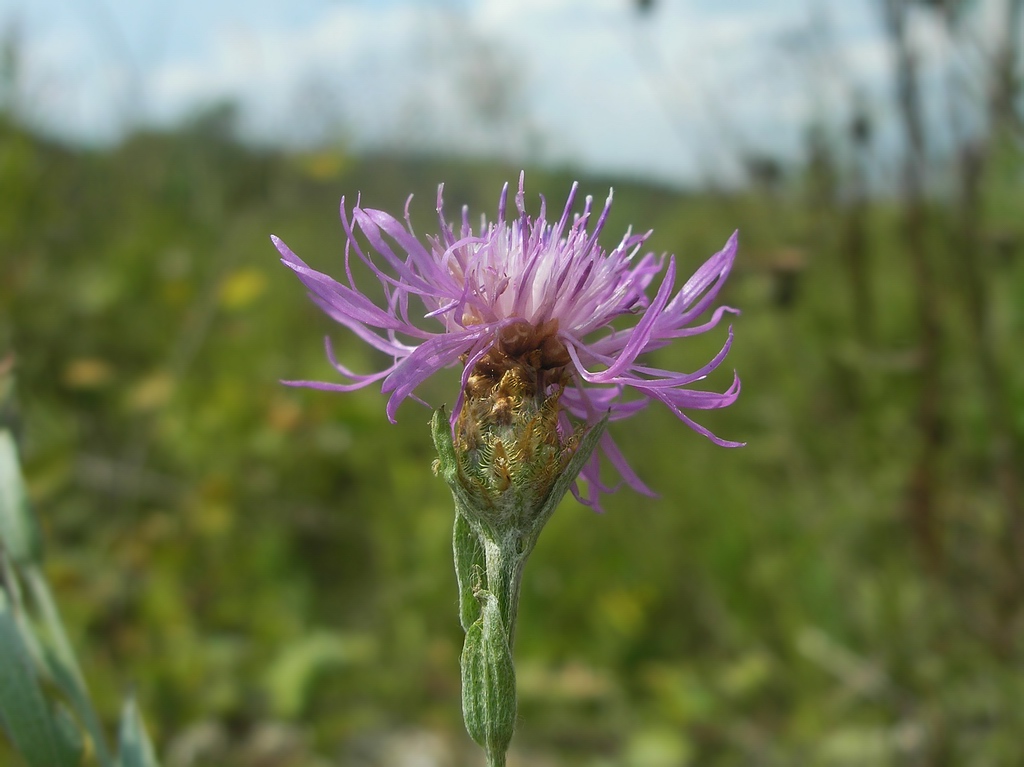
274 173 742 509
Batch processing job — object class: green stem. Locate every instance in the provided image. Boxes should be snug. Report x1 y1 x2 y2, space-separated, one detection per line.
480 533 527 647
434 408 610 766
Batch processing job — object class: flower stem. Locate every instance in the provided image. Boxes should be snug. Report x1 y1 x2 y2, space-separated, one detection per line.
453 516 519 763
481 533 526 646
432 408 609 765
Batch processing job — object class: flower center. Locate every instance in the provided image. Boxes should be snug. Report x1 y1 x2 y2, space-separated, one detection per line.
465 320 570 406
454 320 577 496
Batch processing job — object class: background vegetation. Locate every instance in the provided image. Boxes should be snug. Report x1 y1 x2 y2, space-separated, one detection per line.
2 1 1023 765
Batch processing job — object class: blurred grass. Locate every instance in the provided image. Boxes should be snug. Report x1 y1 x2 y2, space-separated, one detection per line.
1 108 1023 766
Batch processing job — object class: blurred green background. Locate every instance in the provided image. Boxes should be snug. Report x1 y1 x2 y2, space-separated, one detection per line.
2 1 1024 765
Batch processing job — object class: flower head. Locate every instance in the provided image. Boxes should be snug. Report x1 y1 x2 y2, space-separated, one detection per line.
274 172 742 510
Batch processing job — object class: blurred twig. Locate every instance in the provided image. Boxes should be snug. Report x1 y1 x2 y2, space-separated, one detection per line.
881 0 945 572
940 0 1024 639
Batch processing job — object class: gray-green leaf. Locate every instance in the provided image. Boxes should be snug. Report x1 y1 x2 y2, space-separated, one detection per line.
460 588 516 757
116 697 160 767
0 429 43 566
0 589 68 767
453 512 485 631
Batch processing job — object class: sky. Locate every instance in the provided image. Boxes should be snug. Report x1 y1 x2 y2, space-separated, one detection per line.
0 0 998 186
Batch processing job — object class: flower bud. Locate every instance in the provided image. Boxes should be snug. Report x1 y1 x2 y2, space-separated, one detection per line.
449 321 581 534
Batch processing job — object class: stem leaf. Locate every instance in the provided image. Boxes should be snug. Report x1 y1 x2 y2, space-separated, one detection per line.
116 696 160 767
0 429 42 566
0 589 68 767
460 588 516 757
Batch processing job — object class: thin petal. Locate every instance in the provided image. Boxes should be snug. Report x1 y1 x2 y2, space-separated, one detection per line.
380 330 487 423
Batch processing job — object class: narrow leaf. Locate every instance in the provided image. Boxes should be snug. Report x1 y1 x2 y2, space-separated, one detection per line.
453 512 485 631
0 589 67 767
116 696 160 767
25 567 114 767
52 703 86 767
0 429 43 565
460 589 516 755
